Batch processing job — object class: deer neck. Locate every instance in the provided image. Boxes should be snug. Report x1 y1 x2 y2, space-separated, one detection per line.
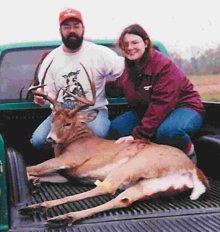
70 129 95 144
54 128 96 156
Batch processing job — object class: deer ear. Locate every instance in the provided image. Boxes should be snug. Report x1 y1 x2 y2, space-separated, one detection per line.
86 110 98 122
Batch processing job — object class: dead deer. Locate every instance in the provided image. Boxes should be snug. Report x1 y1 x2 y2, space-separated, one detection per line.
19 63 209 228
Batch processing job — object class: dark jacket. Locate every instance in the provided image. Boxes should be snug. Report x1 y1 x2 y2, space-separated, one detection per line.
106 49 205 139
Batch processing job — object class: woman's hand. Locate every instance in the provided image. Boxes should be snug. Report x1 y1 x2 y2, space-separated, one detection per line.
115 135 134 144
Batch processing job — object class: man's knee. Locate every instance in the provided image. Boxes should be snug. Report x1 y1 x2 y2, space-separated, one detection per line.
88 110 110 138
94 124 110 138
30 135 47 149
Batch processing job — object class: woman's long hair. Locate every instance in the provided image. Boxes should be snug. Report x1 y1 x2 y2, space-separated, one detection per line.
117 24 152 85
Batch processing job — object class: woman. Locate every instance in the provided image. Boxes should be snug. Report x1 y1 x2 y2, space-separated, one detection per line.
106 24 205 163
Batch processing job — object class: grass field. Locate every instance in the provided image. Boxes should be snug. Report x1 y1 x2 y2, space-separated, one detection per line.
189 74 220 102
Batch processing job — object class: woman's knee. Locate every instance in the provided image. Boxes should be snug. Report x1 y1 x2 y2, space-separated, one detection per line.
108 111 139 139
156 126 182 140
156 126 191 150
156 123 184 140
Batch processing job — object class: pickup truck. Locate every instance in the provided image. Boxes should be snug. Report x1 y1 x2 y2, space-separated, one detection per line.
0 39 220 232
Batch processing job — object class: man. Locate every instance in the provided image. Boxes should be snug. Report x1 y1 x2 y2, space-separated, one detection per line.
31 7 124 149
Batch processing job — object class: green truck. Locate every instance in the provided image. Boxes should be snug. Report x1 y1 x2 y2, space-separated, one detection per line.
0 40 220 231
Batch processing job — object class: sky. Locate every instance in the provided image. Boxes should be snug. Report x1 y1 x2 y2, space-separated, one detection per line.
1 0 220 58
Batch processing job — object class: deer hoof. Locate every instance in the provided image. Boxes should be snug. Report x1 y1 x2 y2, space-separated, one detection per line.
19 204 46 215
45 215 75 228
29 177 41 194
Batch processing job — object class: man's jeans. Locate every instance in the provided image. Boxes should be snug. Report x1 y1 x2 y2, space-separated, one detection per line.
109 107 203 151
30 108 110 149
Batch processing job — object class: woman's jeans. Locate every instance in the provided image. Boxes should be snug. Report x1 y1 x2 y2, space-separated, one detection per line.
109 107 203 152
31 108 110 149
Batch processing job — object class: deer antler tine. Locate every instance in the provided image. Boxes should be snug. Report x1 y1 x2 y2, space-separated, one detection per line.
61 88 94 105
29 84 60 111
61 63 96 114
80 63 96 102
28 84 47 93
57 63 97 115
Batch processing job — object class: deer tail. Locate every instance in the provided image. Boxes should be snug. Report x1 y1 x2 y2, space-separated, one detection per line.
189 168 209 200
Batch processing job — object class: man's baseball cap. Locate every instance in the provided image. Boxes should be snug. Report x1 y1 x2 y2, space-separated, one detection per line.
59 8 83 25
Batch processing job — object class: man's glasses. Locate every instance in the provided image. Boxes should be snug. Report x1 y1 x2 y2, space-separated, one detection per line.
61 24 82 31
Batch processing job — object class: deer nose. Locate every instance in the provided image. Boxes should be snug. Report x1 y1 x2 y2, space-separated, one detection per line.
45 137 56 146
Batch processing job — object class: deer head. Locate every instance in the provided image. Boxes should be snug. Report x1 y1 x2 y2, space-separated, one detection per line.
28 63 97 146
47 109 98 145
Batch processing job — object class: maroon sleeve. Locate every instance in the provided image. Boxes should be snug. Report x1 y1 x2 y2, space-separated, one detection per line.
131 61 183 139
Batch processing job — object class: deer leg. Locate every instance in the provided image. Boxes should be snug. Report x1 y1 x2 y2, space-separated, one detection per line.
27 158 71 176
25 163 136 211
21 163 133 214
19 184 110 215
45 173 195 228
44 180 149 228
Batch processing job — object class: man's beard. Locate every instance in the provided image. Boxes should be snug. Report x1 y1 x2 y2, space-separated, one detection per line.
61 33 83 50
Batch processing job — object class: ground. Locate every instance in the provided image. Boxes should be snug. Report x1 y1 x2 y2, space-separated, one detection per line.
190 74 220 101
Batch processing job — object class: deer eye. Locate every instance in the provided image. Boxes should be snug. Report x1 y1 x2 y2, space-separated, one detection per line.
64 123 71 127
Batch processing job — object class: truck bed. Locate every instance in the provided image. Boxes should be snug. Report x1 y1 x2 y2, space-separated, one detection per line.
2 102 220 231
6 147 220 232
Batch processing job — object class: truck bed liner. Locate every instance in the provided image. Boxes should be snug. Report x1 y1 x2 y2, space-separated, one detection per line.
6 148 220 232
9 178 220 232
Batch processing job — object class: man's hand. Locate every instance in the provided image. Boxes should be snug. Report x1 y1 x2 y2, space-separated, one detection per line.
33 88 47 105
115 135 134 144
34 95 45 105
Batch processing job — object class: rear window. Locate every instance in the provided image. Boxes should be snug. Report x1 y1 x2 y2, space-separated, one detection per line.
0 47 55 102
0 42 165 102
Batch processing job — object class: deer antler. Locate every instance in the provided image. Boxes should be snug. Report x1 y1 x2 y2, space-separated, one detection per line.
28 84 60 111
63 63 96 114
29 63 96 113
